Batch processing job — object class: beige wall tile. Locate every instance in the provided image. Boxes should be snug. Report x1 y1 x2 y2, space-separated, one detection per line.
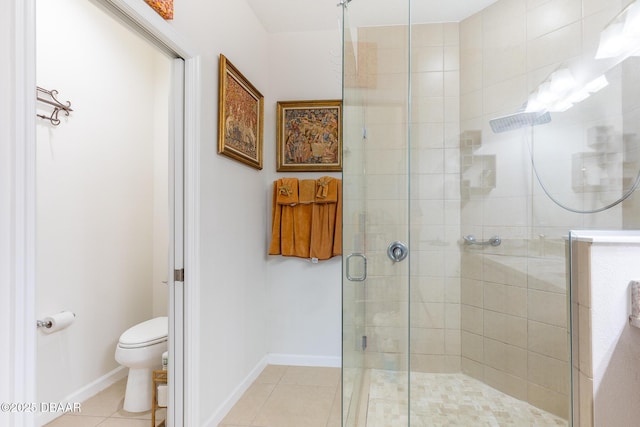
412 71 444 97
526 0 582 40
528 352 571 394
461 330 484 362
445 329 462 355
411 23 444 47
412 46 444 72
461 304 484 335
526 21 582 71
461 278 484 307
483 365 528 401
410 327 446 355
462 356 484 380
484 282 528 317
484 337 528 378
460 90 483 121
528 289 567 327
410 302 446 329
528 320 569 361
578 304 593 377
485 311 528 348
445 303 461 330
483 76 528 116
528 382 570 420
579 372 594 427
443 23 460 46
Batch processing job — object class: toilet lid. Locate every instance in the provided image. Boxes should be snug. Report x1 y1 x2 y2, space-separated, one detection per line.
119 316 168 348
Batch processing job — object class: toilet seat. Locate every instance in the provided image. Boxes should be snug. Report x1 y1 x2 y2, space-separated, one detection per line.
118 316 168 349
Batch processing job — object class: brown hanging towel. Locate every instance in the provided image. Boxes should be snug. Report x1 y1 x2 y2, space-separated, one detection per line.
310 177 342 260
268 178 298 256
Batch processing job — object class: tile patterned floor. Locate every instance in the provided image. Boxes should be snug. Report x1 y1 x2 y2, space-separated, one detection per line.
217 365 342 427
221 366 567 427
44 377 166 427
367 370 567 427
45 366 567 427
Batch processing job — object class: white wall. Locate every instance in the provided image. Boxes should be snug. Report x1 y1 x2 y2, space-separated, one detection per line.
35 0 170 417
590 241 640 426
153 56 170 317
0 0 15 416
169 2 271 425
170 2 343 423
266 30 343 364
2 1 343 425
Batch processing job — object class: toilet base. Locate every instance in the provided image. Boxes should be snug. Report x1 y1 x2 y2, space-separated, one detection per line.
123 368 154 412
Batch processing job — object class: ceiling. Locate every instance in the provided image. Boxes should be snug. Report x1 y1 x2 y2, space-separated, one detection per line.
245 0 499 33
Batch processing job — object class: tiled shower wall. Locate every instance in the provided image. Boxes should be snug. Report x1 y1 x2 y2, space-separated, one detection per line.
343 0 639 422
343 21 463 374
458 0 634 420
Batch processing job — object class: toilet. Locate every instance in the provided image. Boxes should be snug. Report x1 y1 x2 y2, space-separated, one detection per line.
115 316 168 413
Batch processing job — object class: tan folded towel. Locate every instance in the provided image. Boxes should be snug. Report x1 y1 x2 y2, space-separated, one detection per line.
315 176 338 203
298 179 316 204
270 177 341 260
268 182 282 255
333 181 342 257
310 178 342 260
276 178 299 205
292 204 313 258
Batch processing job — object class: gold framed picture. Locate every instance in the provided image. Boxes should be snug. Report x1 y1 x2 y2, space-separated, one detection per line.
218 54 264 170
276 100 342 172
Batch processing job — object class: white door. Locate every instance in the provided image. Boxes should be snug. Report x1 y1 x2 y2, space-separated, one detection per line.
168 57 185 427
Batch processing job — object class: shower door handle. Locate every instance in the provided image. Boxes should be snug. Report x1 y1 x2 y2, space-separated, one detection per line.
346 253 367 282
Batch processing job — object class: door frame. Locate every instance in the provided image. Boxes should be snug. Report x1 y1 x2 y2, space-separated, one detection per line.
10 0 200 425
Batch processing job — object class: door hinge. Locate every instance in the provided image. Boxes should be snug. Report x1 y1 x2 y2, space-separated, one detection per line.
361 335 367 351
174 269 184 282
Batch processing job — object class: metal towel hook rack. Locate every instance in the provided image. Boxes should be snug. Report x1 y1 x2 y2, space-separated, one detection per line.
36 86 73 126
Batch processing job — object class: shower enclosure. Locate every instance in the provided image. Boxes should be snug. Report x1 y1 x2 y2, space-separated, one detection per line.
341 0 640 425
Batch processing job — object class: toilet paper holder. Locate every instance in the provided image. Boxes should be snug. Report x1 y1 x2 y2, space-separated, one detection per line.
36 319 53 329
36 310 76 332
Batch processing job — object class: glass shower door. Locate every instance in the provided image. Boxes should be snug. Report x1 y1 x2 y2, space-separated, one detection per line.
341 1 411 426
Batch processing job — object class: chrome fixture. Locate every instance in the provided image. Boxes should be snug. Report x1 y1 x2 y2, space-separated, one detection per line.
36 319 53 329
387 241 408 262
346 253 367 281
463 234 501 247
36 86 73 126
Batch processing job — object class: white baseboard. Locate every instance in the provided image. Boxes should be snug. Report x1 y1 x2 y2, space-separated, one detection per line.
202 353 341 427
202 355 269 427
267 353 341 368
37 366 127 426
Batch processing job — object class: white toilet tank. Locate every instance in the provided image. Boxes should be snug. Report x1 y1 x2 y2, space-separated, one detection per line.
118 316 168 348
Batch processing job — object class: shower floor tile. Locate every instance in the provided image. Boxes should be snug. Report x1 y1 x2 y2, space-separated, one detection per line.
366 370 568 426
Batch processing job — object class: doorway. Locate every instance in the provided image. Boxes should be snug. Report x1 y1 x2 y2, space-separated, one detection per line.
36 0 172 425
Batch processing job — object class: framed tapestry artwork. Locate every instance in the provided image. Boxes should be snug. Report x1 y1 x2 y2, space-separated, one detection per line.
218 54 264 170
276 100 342 172
144 0 173 19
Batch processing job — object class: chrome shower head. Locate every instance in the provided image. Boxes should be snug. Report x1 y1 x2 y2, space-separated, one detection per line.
489 110 551 133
